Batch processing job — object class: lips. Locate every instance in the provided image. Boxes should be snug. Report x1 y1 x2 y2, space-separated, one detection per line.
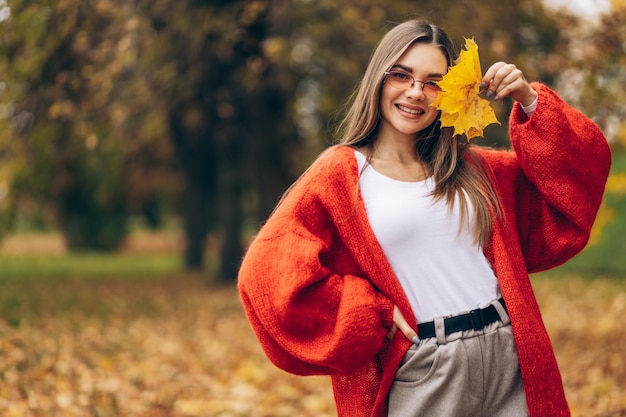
396 104 425 115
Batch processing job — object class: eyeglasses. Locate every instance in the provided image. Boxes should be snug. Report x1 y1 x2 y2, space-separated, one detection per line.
384 70 442 98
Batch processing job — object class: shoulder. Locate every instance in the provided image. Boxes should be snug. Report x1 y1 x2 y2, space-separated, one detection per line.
256 145 361 240
312 145 358 170
302 145 360 187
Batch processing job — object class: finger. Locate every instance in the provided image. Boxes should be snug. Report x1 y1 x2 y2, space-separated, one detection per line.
482 64 525 101
481 61 507 86
498 76 536 106
494 78 524 101
493 68 525 99
489 64 518 94
481 62 535 104
393 306 418 343
480 62 509 98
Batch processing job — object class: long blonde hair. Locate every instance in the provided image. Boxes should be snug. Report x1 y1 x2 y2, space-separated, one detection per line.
336 19 502 246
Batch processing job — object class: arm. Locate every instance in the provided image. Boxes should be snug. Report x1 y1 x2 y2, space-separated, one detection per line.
496 84 611 272
481 63 610 271
238 153 394 376
510 83 611 271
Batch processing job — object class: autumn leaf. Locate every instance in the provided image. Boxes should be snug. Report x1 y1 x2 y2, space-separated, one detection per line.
431 38 499 139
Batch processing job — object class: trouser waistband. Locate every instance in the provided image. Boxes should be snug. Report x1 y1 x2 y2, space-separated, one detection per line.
417 298 507 340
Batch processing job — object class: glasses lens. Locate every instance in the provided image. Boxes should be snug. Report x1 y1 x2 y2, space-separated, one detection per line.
386 71 441 97
423 82 442 97
386 71 410 89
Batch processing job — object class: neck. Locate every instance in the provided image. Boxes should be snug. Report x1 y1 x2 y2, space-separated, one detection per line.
370 135 419 164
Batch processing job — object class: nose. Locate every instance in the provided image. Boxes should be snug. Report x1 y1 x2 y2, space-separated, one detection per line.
405 80 426 100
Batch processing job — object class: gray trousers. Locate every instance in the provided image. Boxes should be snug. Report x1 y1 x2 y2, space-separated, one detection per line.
388 299 529 417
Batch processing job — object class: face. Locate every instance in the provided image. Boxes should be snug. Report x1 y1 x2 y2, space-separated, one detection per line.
378 42 448 142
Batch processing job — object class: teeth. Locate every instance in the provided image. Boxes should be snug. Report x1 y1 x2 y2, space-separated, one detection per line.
397 105 424 115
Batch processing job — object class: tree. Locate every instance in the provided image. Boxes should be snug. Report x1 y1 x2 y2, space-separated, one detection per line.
0 0 180 250
127 0 300 278
554 0 626 149
0 1 127 249
3 0 615 278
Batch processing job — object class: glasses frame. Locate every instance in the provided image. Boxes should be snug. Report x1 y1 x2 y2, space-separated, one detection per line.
383 70 442 98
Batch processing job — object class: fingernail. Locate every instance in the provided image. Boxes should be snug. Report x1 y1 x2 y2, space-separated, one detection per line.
494 95 499 101
478 82 486 92
412 336 420 344
485 91 494 99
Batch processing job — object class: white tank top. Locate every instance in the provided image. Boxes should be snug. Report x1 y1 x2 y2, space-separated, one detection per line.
355 150 501 323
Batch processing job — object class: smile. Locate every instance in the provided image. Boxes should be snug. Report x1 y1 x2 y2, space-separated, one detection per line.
397 104 424 115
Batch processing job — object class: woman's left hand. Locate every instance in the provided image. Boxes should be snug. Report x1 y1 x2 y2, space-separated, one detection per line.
480 62 538 107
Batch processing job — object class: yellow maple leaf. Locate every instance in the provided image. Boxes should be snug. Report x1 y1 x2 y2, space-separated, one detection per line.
430 38 499 139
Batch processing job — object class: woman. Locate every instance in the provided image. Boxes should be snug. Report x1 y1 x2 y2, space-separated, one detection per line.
237 19 611 417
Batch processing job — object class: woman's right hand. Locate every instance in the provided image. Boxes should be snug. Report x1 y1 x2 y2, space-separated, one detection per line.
388 305 419 343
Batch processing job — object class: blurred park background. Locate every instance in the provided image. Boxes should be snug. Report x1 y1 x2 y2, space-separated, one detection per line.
0 0 625 416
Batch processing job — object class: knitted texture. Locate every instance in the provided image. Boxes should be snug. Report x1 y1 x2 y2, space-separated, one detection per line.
237 84 611 417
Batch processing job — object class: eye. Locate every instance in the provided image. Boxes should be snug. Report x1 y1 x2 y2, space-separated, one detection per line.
424 80 442 91
390 71 411 81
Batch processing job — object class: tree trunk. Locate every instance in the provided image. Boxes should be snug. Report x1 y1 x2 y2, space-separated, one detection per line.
170 109 217 272
182 179 212 270
218 157 243 281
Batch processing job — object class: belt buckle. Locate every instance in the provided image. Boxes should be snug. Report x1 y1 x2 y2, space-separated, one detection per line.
469 308 484 331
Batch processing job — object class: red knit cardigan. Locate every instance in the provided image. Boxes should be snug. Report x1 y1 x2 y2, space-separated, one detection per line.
238 84 611 417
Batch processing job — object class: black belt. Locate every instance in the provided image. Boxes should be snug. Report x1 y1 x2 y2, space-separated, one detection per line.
417 298 507 340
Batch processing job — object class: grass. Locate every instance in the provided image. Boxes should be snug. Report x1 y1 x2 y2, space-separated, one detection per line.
0 230 191 280
0 253 182 280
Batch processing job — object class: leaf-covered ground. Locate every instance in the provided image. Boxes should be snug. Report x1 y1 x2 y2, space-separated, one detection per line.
0 236 624 416
0 274 336 417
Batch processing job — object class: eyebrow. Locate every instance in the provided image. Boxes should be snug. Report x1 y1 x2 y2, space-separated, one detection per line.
391 64 444 79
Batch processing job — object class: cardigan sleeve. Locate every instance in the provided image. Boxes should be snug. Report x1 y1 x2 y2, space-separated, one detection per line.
237 150 395 376
496 83 611 272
